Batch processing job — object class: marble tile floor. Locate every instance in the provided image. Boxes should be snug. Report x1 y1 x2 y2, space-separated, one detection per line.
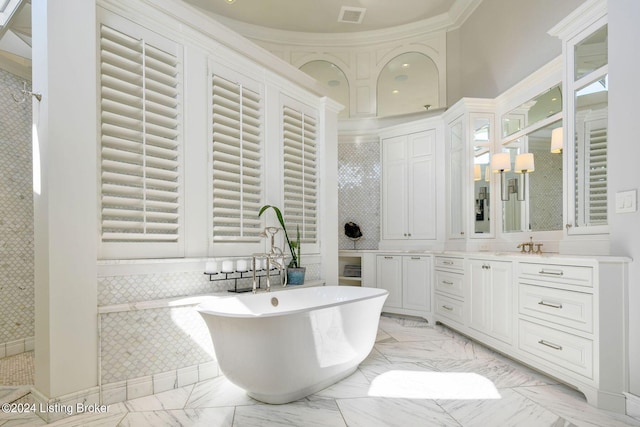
2 315 640 426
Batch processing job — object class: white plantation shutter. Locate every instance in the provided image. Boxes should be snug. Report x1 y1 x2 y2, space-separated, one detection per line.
575 112 607 225
282 105 318 244
211 75 263 242
99 24 182 244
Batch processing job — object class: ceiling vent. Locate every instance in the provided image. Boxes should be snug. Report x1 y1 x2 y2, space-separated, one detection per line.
338 6 366 24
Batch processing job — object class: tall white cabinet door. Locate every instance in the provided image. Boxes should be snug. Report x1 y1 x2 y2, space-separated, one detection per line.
469 260 488 331
486 260 513 343
381 136 408 240
469 259 513 344
402 256 431 312
407 130 436 240
377 256 402 309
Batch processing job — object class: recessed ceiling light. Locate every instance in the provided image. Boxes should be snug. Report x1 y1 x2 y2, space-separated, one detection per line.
402 63 410 68
225 0 236 4
392 90 399 94
552 97 557 101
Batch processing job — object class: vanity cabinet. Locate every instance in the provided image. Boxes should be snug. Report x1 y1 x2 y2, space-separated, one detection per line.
381 130 436 242
434 256 465 325
433 252 628 413
468 259 513 345
515 259 626 412
376 254 432 321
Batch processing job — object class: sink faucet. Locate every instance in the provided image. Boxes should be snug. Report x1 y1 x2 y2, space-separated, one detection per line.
516 237 543 254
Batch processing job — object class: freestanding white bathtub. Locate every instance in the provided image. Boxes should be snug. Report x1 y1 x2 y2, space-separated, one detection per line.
197 285 388 404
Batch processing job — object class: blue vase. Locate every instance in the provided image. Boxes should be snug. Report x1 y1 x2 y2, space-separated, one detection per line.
287 267 306 285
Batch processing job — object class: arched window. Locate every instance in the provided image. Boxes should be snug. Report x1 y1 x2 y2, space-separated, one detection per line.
299 60 349 119
377 52 439 117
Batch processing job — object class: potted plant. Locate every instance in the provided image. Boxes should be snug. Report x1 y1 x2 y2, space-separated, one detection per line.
258 205 306 285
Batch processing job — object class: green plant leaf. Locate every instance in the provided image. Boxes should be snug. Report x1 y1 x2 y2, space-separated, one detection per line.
259 204 299 267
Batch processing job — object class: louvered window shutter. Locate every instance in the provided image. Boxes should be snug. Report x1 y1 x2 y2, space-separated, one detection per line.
211 75 263 242
282 105 318 244
99 24 182 244
586 121 607 224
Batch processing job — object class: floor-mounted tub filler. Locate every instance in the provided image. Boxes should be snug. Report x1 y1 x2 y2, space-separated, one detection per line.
197 285 388 404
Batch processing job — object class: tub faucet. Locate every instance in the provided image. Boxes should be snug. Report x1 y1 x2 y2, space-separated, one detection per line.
252 227 288 293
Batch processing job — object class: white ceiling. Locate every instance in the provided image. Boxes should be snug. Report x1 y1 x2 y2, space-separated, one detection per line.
182 0 474 34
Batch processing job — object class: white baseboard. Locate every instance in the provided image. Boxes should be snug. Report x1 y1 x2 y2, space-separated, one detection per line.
625 392 640 420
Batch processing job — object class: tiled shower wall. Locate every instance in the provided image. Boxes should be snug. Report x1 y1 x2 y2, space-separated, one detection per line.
338 141 380 250
0 69 34 352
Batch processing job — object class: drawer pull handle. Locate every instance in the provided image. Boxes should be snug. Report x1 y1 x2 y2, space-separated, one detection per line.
384 256 393 259
539 269 563 276
443 261 454 265
442 280 454 285
411 257 421 260
538 300 563 309
538 340 563 351
442 305 453 311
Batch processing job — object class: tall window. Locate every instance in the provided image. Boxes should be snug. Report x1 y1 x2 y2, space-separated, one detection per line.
282 102 318 245
211 74 263 243
99 22 182 253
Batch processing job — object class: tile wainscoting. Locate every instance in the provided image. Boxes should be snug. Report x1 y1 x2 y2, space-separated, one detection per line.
97 258 323 405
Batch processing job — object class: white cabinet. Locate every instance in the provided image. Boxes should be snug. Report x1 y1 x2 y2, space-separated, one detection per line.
468 259 513 345
433 252 628 413
381 130 436 241
442 100 495 244
434 256 465 325
376 254 431 321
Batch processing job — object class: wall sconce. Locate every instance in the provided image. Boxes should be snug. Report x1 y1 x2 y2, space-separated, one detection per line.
515 153 535 201
474 164 482 181
484 165 490 182
491 152 511 201
550 127 563 154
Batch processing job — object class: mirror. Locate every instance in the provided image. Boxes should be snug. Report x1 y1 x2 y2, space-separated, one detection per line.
449 120 465 237
473 117 491 234
569 24 608 232
502 85 562 138
574 25 608 81
502 120 564 233
574 76 608 228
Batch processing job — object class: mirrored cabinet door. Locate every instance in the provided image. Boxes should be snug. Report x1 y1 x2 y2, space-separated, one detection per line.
471 115 492 236
447 118 465 239
567 24 609 235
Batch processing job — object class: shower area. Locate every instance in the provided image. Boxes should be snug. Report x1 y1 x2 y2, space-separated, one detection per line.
0 0 35 403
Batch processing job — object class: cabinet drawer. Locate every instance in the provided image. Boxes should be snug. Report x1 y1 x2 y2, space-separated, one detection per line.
435 256 464 271
519 263 593 287
518 319 593 379
519 284 593 333
435 294 464 324
435 271 464 298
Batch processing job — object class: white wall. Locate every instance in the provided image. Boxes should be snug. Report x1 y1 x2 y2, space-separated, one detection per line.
447 0 585 104
608 0 640 398
32 0 98 398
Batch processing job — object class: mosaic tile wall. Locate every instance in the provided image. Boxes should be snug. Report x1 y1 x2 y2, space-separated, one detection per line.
98 262 321 382
338 141 380 250
529 143 563 231
100 306 214 383
0 69 34 346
